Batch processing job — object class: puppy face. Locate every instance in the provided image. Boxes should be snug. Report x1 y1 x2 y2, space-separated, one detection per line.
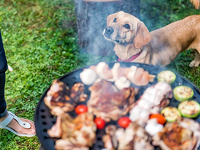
103 11 151 49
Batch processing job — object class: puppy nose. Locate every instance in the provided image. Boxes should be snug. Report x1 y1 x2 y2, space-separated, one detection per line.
105 26 114 35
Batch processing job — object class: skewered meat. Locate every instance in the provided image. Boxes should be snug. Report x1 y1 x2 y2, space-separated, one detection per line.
96 62 113 80
129 82 172 125
48 112 96 150
87 79 136 122
79 62 155 86
153 119 199 150
110 63 155 86
44 80 87 116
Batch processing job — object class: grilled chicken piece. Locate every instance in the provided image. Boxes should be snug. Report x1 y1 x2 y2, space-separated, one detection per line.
115 122 153 150
103 123 153 150
103 125 118 150
48 112 96 150
55 139 89 150
87 79 136 122
44 80 87 116
47 115 62 138
70 83 88 102
153 119 200 150
103 135 115 150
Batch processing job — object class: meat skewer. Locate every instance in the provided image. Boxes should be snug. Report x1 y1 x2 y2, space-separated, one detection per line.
80 62 155 87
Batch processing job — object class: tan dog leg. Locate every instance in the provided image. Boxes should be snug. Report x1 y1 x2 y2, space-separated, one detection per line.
189 50 200 67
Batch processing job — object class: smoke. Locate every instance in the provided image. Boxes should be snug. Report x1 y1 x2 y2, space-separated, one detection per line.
74 0 140 57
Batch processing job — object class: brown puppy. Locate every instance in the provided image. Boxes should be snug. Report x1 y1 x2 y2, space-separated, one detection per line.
103 11 200 67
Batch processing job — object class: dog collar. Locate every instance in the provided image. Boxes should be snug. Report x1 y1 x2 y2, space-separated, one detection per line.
118 50 142 62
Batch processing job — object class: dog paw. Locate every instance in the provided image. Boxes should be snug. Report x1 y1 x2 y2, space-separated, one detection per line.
189 61 200 67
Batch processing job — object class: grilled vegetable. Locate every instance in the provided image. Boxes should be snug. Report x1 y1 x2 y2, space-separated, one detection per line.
118 116 131 128
75 105 88 115
157 70 176 84
173 86 194 101
178 100 200 118
149 114 166 125
161 107 181 122
94 117 106 129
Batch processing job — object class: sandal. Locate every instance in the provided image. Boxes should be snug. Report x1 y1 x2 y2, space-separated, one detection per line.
0 111 35 137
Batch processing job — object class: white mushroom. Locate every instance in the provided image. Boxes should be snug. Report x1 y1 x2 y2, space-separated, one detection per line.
80 69 97 85
145 118 163 136
114 76 131 90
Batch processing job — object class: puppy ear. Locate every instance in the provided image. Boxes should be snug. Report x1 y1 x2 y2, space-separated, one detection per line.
133 23 151 49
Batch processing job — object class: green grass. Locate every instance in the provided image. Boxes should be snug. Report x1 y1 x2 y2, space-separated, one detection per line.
0 0 199 149
0 0 79 149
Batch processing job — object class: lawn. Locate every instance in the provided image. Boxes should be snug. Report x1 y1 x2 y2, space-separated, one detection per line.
0 0 199 150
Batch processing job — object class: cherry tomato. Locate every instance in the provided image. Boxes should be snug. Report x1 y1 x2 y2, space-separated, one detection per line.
94 117 106 129
75 105 88 115
118 117 131 128
150 114 166 125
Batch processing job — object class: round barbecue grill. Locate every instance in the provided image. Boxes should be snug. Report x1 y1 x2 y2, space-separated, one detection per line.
34 62 200 150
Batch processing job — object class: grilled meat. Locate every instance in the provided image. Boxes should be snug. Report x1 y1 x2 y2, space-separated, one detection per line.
48 112 96 150
47 115 62 138
44 80 87 116
103 122 153 150
103 125 118 150
129 82 172 125
153 119 200 150
70 82 88 102
55 139 89 150
87 79 136 122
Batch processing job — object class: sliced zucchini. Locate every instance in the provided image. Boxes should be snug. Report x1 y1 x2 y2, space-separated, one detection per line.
161 107 181 122
173 86 194 102
178 100 200 118
157 70 176 84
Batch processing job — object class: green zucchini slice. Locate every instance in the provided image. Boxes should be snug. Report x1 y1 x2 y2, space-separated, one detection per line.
173 86 194 101
178 100 200 118
157 70 176 84
161 107 181 122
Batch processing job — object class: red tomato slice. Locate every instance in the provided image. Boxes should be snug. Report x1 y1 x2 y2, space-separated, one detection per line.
118 116 131 128
149 114 166 125
75 105 88 115
94 117 106 129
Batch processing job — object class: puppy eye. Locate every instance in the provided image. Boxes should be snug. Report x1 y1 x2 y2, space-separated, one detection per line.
113 18 117 23
124 24 130 29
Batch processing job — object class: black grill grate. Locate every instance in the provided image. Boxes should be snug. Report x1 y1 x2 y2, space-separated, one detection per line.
34 62 200 150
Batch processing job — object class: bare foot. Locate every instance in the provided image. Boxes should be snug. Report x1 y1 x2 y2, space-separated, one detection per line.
0 113 36 136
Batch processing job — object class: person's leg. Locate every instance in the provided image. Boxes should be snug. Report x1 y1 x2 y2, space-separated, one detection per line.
0 73 7 118
0 30 8 118
0 31 35 136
